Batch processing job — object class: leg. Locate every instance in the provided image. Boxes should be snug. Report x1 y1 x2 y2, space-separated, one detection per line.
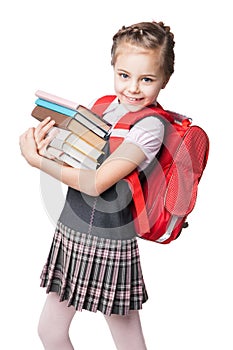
104 310 147 350
38 292 76 350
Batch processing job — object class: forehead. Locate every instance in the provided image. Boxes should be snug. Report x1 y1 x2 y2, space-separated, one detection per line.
114 43 163 73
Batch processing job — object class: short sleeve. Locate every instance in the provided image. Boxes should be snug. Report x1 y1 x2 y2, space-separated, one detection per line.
123 116 164 170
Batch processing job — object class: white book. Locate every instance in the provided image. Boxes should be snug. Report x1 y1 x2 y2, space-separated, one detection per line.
62 143 98 169
47 146 89 169
47 146 64 159
60 154 88 169
66 133 103 159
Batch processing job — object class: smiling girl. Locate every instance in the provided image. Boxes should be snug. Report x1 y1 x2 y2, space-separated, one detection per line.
20 21 175 350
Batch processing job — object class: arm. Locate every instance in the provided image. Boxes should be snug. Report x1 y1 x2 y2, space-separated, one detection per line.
19 125 146 196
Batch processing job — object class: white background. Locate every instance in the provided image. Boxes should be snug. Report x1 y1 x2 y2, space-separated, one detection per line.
1 0 232 349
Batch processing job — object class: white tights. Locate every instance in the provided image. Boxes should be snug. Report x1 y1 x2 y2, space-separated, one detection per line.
38 293 147 350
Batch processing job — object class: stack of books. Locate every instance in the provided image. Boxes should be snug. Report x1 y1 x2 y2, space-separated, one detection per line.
31 90 112 169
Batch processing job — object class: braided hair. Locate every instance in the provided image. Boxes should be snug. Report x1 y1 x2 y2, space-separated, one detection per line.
111 21 175 81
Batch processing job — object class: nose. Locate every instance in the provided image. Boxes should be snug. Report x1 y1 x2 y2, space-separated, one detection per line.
128 79 140 94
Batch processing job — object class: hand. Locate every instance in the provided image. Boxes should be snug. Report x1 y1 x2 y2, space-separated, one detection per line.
19 127 41 167
34 117 57 158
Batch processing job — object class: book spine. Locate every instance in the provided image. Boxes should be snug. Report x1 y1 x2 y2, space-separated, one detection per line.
65 140 99 164
77 105 112 131
47 146 89 169
35 90 80 110
75 111 111 138
49 138 64 150
47 127 71 140
67 133 104 158
67 119 107 150
47 146 64 158
35 98 77 117
63 143 98 169
74 113 107 139
60 153 89 169
71 134 105 154
31 106 71 129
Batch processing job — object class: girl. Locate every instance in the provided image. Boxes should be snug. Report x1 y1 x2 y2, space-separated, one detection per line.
20 21 175 350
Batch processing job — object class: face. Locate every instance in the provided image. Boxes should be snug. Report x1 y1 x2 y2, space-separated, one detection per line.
113 44 167 112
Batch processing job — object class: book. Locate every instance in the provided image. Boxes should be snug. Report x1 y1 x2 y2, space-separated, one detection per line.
32 105 71 128
75 105 112 135
48 127 104 164
46 146 89 169
31 106 107 150
35 90 80 110
36 98 77 117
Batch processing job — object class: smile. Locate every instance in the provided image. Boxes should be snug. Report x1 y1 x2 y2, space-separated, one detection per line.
125 96 143 103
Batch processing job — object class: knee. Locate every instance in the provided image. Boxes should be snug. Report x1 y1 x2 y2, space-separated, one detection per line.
37 316 51 345
37 294 75 348
38 316 65 348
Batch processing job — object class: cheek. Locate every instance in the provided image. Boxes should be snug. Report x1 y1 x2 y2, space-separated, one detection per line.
114 78 124 94
145 86 160 99
113 76 118 92
114 81 119 95
151 85 163 98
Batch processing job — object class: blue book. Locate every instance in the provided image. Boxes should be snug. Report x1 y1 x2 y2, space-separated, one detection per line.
35 98 77 117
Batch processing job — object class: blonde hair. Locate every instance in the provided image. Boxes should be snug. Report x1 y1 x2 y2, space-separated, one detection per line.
111 21 175 81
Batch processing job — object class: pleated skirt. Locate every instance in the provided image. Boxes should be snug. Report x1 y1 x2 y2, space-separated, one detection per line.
40 221 148 316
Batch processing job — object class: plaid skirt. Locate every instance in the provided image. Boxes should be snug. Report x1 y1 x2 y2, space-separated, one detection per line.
40 221 148 316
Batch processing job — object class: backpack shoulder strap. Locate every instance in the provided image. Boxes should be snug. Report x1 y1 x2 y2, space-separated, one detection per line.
91 95 117 115
109 104 172 153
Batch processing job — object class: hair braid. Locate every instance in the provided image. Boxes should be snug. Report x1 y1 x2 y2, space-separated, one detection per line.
111 20 175 80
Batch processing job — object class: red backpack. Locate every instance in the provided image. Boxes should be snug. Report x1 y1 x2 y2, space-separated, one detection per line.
92 95 209 244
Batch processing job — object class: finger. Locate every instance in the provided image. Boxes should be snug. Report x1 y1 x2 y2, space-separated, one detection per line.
35 117 55 136
35 119 55 143
37 116 52 129
37 137 52 151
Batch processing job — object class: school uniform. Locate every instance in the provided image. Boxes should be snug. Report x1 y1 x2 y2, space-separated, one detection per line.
40 100 164 316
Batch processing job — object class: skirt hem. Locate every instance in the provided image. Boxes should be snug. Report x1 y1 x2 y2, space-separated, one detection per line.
40 221 148 316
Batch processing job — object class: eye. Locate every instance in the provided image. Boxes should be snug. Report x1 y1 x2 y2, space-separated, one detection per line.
119 73 129 79
142 77 153 83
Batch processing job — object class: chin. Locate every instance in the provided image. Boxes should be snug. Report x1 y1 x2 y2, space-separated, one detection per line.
123 103 145 112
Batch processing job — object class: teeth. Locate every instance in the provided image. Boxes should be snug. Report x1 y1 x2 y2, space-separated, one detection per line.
125 96 142 102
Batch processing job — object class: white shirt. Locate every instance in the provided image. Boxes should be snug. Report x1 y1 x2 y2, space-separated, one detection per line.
101 101 164 171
